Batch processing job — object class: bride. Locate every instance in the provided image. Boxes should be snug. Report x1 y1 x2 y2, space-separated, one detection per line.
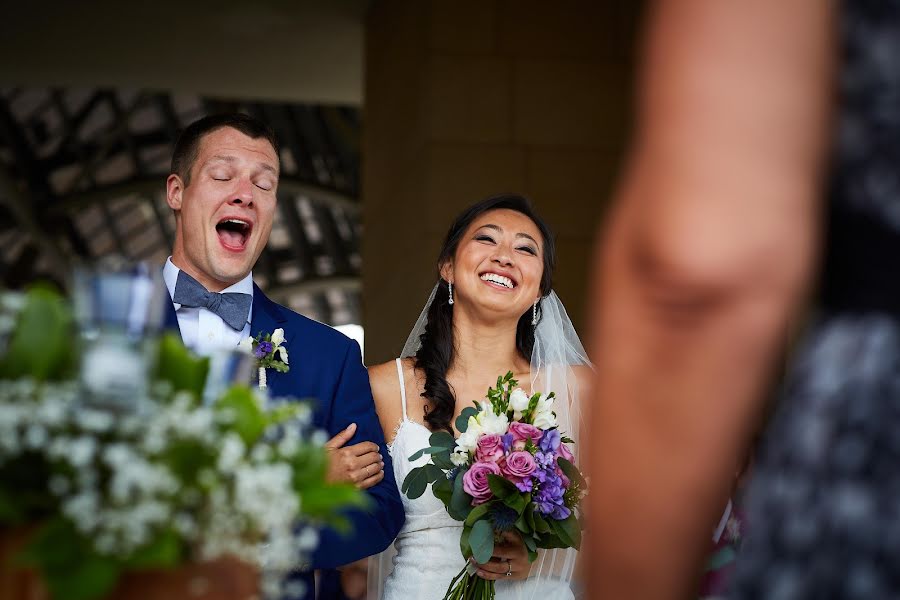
366 194 591 600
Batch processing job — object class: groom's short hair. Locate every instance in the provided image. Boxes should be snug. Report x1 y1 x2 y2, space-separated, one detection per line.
171 113 280 186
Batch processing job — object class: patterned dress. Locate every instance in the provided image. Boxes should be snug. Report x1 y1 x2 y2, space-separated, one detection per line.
730 2 900 598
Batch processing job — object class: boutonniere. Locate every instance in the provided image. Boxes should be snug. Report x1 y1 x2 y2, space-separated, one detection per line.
239 328 289 390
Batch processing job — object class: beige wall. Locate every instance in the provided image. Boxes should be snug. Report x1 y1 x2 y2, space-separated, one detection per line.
362 0 641 364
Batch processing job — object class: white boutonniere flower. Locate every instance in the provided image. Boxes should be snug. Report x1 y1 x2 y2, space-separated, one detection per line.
240 328 290 390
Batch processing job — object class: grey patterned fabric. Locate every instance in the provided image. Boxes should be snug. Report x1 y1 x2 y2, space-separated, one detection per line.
730 2 900 598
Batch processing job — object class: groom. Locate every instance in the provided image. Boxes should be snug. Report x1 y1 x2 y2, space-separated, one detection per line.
161 113 404 599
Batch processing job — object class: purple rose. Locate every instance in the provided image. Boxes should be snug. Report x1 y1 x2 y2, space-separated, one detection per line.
501 451 536 492
508 422 543 445
463 461 502 505
502 451 537 479
557 441 574 464
476 434 505 463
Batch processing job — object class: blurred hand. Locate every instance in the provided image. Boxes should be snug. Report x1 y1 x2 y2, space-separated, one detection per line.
324 423 385 489
473 530 531 581
338 558 369 599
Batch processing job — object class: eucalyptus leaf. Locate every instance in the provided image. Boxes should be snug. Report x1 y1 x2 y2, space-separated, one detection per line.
429 430 455 449
432 475 453 504
448 467 473 521
464 503 491 527
423 463 445 483
408 446 445 462
455 407 478 433
402 467 429 499
469 519 494 564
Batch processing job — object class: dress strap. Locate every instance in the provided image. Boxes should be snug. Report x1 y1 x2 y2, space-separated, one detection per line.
395 358 408 420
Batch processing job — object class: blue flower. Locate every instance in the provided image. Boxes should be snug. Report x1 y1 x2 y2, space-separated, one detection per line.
539 429 561 453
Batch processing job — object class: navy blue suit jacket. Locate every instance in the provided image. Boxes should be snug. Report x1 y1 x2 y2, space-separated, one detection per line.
165 283 404 598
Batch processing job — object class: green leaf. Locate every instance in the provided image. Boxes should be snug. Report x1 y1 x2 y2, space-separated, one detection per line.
214 385 266 445
408 446 446 462
423 463 445 483
0 286 75 381
432 475 453 504
469 520 494 564
448 467 473 521
429 430 455 449
402 467 429 499
125 528 182 569
503 491 527 515
533 513 551 534
557 458 587 489
21 518 121 600
302 483 368 525
154 333 209 399
455 407 478 433
431 449 454 470
464 503 491 527
525 503 536 531
459 526 472 558
549 513 582 549
523 534 537 553
487 473 516 500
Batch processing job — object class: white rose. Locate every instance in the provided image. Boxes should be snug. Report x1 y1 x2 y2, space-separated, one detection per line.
271 328 286 347
457 418 482 452
532 409 558 430
509 389 530 413
450 450 469 466
238 337 254 354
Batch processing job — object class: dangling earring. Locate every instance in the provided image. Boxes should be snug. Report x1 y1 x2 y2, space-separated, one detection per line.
531 300 538 326
448 282 454 305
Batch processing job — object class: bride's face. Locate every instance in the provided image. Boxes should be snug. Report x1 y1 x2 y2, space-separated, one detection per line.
444 208 544 321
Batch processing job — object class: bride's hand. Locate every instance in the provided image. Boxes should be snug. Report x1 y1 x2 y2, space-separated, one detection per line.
324 423 385 489
473 531 531 581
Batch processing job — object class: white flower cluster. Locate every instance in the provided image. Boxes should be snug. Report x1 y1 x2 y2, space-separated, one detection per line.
453 388 558 456
0 379 322 600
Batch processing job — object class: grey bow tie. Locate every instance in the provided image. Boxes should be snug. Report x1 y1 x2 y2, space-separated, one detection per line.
172 270 252 331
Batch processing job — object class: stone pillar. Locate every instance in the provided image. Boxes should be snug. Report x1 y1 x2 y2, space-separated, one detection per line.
363 0 641 364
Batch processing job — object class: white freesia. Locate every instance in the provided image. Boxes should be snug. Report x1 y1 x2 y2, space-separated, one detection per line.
456 416 483 453
535 393 555 414
271 328 285 347
277 346 289 364
477 402 509 435
509 388 530 413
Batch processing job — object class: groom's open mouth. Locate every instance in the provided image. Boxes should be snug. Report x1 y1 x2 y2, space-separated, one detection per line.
216 217 253 251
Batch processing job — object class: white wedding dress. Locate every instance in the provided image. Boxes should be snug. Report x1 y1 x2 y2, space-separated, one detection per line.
378 359 575 600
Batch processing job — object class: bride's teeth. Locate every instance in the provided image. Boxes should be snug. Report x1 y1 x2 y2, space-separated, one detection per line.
480 273 513 288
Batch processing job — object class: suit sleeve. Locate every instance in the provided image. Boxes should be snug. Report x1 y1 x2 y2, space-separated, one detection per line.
311 340 405 568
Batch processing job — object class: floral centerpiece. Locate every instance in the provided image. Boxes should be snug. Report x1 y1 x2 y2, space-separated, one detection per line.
0 286 363 600
402 372 587 600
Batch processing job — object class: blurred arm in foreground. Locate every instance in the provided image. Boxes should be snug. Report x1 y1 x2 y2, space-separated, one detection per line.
586 1 834 598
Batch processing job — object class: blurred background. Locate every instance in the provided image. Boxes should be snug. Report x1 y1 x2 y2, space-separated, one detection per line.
0 0 642 364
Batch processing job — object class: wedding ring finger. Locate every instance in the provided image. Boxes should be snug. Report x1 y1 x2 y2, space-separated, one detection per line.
505 560 512 577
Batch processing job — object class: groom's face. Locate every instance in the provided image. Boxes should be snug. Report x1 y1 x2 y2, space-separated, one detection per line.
166 127 279 291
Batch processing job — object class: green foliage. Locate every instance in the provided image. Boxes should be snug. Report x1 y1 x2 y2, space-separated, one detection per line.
469 519 494 565
214 385 266 445
0 287 75 381
448 467 473 521
487 473 516 500
154 333 209 399
455 407 478 433
21 518 120 600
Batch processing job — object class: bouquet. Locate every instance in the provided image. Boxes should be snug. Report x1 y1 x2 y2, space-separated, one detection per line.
0 286 364 600
402 372 587 600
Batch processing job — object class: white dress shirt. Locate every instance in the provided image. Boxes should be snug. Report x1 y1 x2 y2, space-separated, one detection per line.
163 257 253 356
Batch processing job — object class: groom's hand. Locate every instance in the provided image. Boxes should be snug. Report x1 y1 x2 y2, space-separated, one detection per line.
324 423 385 489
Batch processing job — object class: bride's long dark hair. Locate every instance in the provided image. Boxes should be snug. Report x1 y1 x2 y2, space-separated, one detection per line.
414 194 557 434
